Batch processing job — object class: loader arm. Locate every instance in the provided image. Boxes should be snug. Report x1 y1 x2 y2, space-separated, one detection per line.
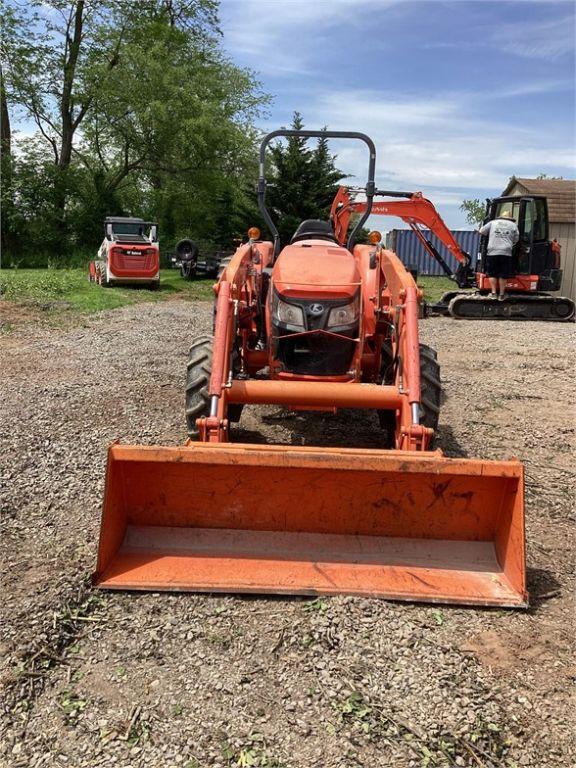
330 186 475 288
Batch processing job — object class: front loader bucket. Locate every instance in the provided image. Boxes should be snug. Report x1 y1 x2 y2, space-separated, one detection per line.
94 443 527 607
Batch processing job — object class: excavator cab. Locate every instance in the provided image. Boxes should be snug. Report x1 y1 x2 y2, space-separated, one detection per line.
483 196 561 291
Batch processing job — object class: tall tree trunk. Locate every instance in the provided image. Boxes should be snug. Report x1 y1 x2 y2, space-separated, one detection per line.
1 64 13 257
53 0 85 240
59 0 84 171
1 64 10 159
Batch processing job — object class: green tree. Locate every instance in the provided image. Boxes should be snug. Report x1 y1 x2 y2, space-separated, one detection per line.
460 198 486 227
266 113 344 246
82 9 265 244
1 0 268 261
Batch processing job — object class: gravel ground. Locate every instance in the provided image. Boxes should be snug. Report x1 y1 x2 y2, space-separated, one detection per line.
1 299 574 768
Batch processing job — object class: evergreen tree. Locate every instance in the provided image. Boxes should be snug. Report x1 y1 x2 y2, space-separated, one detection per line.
266 113 344 246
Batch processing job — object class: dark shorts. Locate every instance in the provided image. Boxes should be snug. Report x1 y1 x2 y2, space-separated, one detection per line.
485 253 514 279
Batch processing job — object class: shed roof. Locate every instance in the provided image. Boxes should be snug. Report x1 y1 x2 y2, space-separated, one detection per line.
501 178 575 223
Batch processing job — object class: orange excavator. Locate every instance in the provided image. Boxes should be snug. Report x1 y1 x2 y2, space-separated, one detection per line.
94 130 527 607
330 186 574 321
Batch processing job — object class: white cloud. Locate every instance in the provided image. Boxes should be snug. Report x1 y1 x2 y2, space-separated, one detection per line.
285 88 575 227
490 14 575 60
220 0 398 75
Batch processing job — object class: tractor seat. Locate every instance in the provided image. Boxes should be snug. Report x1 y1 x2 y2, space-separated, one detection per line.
291 219 336 244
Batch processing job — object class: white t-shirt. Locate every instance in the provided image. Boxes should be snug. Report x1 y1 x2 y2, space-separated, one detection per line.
479 218 519 257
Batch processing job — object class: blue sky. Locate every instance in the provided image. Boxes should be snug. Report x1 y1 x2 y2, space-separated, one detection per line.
220 0 575 228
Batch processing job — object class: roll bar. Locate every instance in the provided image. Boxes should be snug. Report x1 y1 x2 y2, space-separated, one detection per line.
257 130 377 255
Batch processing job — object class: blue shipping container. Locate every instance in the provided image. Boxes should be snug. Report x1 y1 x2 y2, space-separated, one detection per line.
385 229 480 276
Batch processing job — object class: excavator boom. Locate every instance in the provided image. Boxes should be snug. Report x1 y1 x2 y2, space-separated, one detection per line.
330 186 474 284
333 185 574 321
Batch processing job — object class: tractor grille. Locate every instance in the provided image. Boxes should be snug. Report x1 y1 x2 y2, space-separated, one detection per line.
276 331 356 376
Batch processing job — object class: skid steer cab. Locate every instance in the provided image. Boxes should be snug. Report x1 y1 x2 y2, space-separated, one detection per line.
94 130 527 608
89 217 160 288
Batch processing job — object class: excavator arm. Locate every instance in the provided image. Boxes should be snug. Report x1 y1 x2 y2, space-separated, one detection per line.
330 186 476 289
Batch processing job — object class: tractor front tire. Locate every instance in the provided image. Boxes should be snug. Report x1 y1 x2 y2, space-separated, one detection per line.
377 341 396 448
377 342 441 446
185 335 213 439
419 343 441 431
185 335 244 439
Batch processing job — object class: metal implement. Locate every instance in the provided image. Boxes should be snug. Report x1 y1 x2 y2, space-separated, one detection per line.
95 443 526 606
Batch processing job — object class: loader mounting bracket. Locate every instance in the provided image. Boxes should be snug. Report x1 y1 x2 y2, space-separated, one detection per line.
196 416 229 443
400 424 433 451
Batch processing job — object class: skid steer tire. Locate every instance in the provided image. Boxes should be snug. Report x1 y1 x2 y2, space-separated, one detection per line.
185 335 244 439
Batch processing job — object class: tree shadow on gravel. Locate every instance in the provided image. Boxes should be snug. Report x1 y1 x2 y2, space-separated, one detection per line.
234 407 392 450
435 424 469 458
526 567 563 612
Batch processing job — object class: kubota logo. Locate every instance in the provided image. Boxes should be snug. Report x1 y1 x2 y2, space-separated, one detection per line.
308 303 324 315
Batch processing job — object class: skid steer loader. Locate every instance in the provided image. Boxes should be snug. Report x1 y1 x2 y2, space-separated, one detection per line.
94 130 527 607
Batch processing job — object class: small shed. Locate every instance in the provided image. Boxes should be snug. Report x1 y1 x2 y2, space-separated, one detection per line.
501 177 576 299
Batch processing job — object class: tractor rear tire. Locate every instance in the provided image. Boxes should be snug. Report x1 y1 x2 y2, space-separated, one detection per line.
185 335 244 439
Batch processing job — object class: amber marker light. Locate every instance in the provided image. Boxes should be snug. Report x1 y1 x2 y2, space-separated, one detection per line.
248 227 261 240
368 230 382 245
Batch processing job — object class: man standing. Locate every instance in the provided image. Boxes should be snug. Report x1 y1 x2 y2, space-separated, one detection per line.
478 211 519 300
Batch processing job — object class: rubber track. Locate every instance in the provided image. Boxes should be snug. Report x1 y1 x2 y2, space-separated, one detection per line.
448 294 575 321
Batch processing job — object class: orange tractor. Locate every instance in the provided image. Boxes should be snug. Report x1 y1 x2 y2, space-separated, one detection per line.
94 130 526 607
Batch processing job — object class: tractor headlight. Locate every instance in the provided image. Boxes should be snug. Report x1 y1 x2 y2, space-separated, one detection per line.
275 297 305 331
326 297 359 328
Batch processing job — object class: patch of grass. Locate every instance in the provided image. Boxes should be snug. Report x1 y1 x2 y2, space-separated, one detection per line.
127 716 151 746
417 276 455 304
331 690 511 766
59 690 87 724
222 733 284 767
1 268 457 322
0 267 214 318
302 597 330 613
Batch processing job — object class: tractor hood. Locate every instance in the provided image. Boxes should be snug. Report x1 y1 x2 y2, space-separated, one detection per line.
272 241 359 300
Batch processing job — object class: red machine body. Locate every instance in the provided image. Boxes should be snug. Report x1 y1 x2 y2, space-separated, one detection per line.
89 217 160 288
